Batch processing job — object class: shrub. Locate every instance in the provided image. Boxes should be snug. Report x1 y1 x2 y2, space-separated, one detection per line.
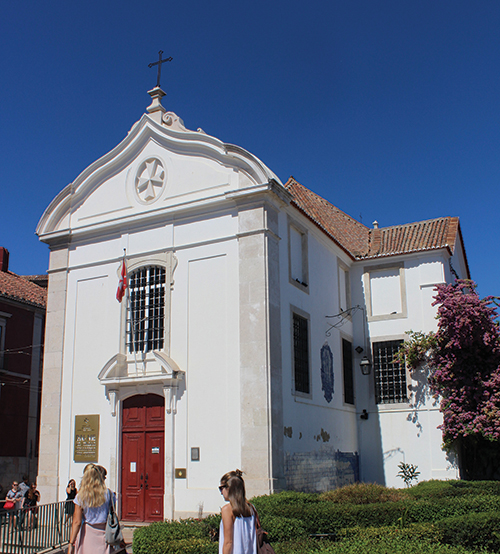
403 495 500 524
200 513 221 542
273 535 472 554
259 515 308 542
132 481 500 553
251 491 319 513
133 519 215 554
437 511 500 552
319 482 407 504
407 479 500 499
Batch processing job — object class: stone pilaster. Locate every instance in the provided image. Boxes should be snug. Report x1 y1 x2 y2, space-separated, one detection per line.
238 203 284 497
37 247 69 502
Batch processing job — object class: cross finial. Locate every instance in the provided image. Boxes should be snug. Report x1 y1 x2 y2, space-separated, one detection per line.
148 50 173 89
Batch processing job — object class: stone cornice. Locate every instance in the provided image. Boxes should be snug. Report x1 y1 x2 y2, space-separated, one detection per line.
39 180 289 248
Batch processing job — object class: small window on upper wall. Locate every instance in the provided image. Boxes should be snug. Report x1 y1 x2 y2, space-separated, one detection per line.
364 263 407 321
292 311 310 394
288 221 308 291
338 263 350 312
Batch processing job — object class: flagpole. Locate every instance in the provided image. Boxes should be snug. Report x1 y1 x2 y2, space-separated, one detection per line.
123 250 139 377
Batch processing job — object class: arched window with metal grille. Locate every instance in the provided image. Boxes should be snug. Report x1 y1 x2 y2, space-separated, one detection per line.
127 266 166 353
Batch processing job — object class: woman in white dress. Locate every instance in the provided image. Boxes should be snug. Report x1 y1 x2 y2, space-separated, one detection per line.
219 470 257 554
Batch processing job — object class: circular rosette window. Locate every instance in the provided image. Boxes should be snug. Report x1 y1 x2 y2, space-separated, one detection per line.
134 158 166 204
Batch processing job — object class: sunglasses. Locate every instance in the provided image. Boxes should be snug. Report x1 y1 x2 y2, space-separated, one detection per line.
218 485 227 493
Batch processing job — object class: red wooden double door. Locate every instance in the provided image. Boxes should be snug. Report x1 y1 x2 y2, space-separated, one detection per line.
121 394 164 522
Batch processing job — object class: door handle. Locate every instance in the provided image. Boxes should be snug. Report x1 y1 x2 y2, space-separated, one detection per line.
140 474 143 480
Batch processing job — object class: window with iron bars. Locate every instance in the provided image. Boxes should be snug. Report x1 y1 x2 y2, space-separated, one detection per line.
127 266 166 353
293 312 310 394
373 340 407 404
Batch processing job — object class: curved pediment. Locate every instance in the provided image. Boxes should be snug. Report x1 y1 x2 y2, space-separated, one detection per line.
37 112 281 241
98 350 184 385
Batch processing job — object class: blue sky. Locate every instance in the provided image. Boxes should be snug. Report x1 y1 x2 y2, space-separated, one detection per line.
2 0 499 299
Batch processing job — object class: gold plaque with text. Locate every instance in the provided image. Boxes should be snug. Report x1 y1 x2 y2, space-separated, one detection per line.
74 415 100 463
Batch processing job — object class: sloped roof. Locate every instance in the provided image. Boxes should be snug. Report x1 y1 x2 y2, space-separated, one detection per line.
22 275 49 289
0 271 47 309
284 177 463 262
365 217 460 259
285 177 370 258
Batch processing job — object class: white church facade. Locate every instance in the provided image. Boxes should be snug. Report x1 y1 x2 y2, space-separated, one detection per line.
36 87 469 520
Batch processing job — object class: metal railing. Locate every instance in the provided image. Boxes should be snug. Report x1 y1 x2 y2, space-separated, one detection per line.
0 501 71 554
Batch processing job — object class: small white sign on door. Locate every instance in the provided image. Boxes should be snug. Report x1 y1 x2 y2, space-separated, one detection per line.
130 462 136 473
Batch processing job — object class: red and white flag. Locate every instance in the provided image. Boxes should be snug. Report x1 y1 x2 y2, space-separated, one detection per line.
116 258 127 303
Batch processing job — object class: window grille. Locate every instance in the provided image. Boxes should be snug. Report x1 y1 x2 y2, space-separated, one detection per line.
127 266 166 353
342 338 354 405
293 313 310 393
373 340 407 404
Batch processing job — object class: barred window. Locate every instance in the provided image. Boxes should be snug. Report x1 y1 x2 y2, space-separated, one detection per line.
293 313 310 394
127 266 166 353
373 340 407 404
342 338 354 405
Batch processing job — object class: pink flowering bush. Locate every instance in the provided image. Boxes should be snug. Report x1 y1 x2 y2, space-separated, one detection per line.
399 280 500 478
431 281 500 447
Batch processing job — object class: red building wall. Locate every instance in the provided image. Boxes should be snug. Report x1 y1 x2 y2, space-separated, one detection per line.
0 300 39 456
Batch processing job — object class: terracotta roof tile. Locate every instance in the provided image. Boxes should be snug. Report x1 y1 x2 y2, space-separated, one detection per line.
284 177 462 262
285 177 370 257
365 217 459 258
0 270 47 308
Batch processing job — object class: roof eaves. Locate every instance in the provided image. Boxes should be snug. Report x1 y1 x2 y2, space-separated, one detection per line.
357 244 454 261
0 292 46 310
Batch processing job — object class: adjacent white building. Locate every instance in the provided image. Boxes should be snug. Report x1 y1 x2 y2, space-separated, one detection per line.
36 87 469 520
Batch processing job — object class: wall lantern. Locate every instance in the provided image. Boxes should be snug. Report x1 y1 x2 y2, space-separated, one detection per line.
360 356 372 375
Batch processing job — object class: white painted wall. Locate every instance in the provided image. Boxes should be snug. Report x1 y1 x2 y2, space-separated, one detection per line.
278 210 359 491
351 251 460 487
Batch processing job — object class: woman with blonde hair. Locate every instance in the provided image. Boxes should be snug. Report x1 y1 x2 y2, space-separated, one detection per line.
67 464 116 554
218 469 256 554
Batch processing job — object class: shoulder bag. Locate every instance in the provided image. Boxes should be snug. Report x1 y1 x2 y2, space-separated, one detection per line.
4 501 15 510
252 505 276 554
105 490 123 546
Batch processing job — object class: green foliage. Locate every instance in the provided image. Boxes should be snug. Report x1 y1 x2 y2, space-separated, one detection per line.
397 330 437 370
273 535 472 554
319 482 406 504
259 515 308 542
437 511 500 552
132 519 217 554
132 481 500 553
397 462 421 487
406 479 500 499
251 490 319 511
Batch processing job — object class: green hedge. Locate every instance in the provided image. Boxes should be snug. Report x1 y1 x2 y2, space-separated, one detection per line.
437 511 500 552
252 490 500 537
132 482 500 553
133 519 217 554
406 479 500 499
